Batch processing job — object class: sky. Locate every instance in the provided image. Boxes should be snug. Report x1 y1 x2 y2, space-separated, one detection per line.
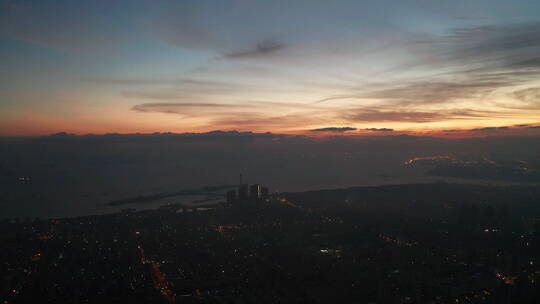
1 0 540 137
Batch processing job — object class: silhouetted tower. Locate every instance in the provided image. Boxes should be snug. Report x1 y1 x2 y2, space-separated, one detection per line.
238 184 249 202
250 184 261 199
261 187 269 199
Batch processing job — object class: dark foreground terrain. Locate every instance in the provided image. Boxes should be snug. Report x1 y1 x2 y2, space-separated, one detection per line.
2 183 540 303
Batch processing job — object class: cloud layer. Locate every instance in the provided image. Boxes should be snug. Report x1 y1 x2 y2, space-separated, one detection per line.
310 127 357 133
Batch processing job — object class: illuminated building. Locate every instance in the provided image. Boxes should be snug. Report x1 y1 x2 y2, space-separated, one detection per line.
250 184 261 199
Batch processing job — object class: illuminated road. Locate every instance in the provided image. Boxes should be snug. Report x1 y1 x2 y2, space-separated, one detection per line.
138 246 176 304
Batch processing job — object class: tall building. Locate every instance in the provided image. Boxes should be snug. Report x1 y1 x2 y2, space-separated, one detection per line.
261 187 269 199
238 184 249 202
250 184 261 199
226 189 236 204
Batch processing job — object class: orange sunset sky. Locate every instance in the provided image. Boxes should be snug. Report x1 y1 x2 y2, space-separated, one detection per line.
1 0 540 137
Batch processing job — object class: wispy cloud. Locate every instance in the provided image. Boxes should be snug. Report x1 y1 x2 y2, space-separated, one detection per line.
447 23 540 57
130 101 326 132
81 77 226 87
314 79 518 106
361 81 512 106
85 77 266 102
210 112 327 131
132 102 236 115
342 108 494 123
303 22 540 133
513 87 540 104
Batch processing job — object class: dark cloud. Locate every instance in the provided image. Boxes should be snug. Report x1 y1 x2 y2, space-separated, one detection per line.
365 128 394 132
469 126 510 132
310 127 357 133
42 130 289 142
223 40 287 59
443 125 540 133
49 132 76 137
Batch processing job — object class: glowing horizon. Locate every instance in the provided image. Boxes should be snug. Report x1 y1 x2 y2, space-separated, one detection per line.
1 1 540 137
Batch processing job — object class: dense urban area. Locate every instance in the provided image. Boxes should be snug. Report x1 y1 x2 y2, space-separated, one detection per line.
2 183 540 303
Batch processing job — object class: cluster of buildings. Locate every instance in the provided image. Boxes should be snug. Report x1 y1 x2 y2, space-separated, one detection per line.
3 184 540 303
226 184 269 204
